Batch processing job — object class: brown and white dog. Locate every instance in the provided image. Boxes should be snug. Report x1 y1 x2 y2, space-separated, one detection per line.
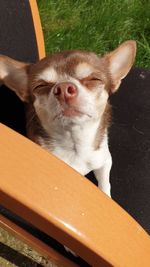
0 41 136 197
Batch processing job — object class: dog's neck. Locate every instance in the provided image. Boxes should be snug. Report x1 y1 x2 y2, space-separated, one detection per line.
26 102 111 154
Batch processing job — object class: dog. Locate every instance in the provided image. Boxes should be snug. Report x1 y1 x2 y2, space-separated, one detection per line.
0 40 136 197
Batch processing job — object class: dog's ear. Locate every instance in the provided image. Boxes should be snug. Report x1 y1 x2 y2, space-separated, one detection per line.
0 55 31 102
105 40 136 92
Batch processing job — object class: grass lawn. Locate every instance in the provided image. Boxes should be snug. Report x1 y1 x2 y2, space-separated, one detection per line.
37 0 150 68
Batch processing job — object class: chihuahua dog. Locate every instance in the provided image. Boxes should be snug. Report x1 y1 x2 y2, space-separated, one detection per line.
0 41 136 197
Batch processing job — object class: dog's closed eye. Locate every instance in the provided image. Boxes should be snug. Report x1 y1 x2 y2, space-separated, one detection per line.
33 82 55 95
81 76 103 89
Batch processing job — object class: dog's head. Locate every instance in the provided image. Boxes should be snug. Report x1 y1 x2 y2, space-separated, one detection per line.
0 41 136 130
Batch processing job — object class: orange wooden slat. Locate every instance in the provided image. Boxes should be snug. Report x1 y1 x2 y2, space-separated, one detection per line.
29 0 46 59
0 123 150 266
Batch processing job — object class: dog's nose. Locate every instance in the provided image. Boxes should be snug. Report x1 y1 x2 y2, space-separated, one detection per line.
53 82 77 101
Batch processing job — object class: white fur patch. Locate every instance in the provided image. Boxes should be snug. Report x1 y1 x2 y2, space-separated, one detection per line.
75 63 93 79
38 67 58 83
38 118 108 173
0 62 7 79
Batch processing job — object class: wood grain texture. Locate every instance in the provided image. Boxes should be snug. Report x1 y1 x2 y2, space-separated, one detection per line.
0 123 150 266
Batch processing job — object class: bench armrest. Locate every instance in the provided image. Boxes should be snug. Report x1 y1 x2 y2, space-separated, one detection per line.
0 123 150 266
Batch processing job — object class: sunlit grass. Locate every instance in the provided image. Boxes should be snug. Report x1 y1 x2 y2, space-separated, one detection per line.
38 0 150 68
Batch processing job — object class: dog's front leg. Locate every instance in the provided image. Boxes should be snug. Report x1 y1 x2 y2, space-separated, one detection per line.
94 153 112 197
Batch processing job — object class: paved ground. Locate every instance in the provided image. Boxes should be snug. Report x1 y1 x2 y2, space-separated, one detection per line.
0 227 57 267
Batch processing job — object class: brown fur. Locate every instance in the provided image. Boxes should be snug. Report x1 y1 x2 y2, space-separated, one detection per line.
0 41 136 152
25 103 49 144
94 103 112 150
28 50 113 95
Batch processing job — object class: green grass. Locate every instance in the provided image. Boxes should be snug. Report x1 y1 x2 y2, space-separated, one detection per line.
37 0 150 68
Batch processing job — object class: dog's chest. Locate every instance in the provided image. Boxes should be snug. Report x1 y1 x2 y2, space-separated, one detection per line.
52 131 96 174
39 123 108 175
